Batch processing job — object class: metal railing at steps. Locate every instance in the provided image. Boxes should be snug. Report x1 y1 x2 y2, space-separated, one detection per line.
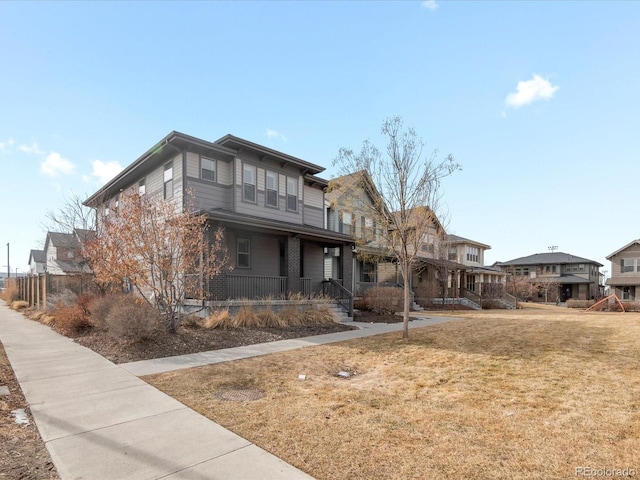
323 278 354 317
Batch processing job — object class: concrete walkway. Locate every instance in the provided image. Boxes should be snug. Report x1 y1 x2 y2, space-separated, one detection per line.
0 302 460 480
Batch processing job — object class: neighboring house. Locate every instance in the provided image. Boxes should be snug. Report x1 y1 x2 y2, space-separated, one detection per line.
43 229 92 275
605 239 640 301
444 235 506 296
84 131 354 303
326 171 469 305
28 249 46 275
496 252 603 301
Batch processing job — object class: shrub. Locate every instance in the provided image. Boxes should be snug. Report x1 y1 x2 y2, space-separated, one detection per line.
10 300 29 311
104 295 160 342
362 286 403 315
232 306 260 328
566 299 595 309
201 309 233 329
90 294 118 329
303 306 338 325
278 306 305 326
480 299 506 310
1 281 20 302
256 308 286 328
52 302 92 334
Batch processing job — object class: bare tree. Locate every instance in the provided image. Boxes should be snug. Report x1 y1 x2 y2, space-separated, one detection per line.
533 268 561 303
41 192 95 235
83 190 228 333
332 117 459 339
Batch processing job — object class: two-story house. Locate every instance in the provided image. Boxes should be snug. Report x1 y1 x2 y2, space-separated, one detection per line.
605 239 640 301
326 171 470 306
43 230 92 275
444 234 506 296
496 252 602 302
84 131 354 304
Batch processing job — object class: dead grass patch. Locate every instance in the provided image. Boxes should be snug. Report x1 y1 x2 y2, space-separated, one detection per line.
145 307 640 480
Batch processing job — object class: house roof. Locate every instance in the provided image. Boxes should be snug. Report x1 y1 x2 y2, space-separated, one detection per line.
215 134 325 175
605 276 640 286
85 131 326 207
28 249 45 264
444 234 491 250
606 239 640 260
556 274 592 284
497 252 603 267
46 232 80 249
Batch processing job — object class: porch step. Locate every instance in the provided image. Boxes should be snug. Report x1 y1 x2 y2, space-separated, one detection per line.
327 302 353 322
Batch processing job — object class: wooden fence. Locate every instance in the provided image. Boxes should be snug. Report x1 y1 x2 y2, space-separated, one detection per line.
11 273 96 309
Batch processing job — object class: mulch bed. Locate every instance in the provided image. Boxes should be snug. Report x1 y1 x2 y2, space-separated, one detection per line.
68 323 357 364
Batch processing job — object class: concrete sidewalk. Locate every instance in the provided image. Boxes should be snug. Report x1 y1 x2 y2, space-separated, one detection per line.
121 314 460 377
0 302 460 480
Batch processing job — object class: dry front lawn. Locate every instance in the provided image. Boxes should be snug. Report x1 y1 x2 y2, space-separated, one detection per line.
145 306 640 479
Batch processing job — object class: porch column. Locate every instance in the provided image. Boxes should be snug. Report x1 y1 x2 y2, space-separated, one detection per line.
459 269 466 296
341 244 353 293
287 235 301 294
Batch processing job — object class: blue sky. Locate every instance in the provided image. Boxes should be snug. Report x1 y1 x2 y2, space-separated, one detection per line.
1 1 639 277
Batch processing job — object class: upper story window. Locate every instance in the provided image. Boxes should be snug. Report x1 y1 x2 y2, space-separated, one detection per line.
466 246 479 263
138 178 146 196
243 164 256 202
448 246 457 260
164 162 174 199
201 157 216 182
237 238 250 268
340 211 352 235
287 176 298 211
621 258 635 273
266 171 278 207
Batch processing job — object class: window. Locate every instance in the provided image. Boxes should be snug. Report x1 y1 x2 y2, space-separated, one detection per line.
237 239 250 268
449 246 457 260
361 261 376 283
287 176 298 211
114 194 119 211
243 164 256 202
621 258 634 273
466 246 479 263
340 211 352 235
138 178 146 196
266 171 278 207
466 275 476 292
164 162 173 199
201 157 215 182
622 286 632 300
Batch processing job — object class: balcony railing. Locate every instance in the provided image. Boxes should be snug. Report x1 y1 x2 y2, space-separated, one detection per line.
228 274 287 299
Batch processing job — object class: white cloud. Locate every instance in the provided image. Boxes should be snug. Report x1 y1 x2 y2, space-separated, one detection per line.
266 128 288 142
505 74 559 108
19 142 45 155
0 138 14 152
40 152 75 177
91 159 123 184
422 0 438 10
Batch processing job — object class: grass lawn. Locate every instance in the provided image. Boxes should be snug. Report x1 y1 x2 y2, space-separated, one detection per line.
144 305 640 479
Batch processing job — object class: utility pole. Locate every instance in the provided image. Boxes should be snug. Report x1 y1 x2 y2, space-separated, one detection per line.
6 243 9 278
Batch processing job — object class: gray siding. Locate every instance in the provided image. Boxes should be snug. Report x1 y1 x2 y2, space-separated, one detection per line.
227 231 280 276
304 242 325 293
187 179 232 211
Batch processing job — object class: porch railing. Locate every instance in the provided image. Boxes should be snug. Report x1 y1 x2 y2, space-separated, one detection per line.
228 274 287 299
323 278 353 317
